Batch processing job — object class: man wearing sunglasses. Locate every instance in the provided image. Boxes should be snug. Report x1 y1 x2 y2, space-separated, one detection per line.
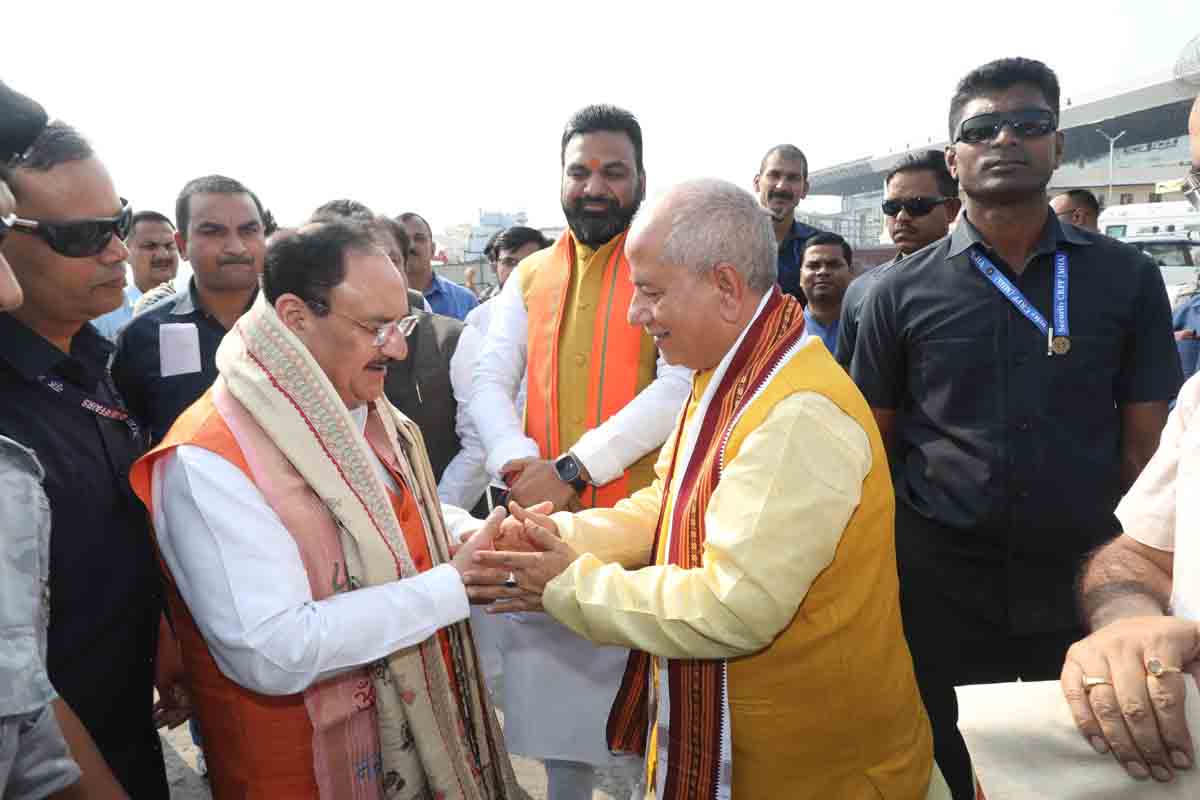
835 150 960 368
851 57 1181 800
111 175 266 446
0 117 180 796
0 82 137 800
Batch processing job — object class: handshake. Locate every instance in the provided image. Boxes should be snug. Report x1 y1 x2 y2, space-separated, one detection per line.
448 501 579 614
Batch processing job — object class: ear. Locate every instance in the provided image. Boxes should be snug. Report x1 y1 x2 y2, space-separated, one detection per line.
711 262 746 323
944 198 963 220
275 293 310 336
798 176 809 201
752 173 762 193
174 230 189 261
944 145 959 180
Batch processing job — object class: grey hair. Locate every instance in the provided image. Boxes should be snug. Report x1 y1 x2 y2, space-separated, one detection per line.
655 178 778 293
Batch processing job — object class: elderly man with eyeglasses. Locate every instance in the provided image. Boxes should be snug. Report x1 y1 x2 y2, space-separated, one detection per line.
128 220 520 798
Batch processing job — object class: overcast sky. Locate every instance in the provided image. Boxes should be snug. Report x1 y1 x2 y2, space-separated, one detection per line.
6 1 1198 232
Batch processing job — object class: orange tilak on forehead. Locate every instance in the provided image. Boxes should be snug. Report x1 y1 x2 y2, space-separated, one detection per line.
588 158 601 170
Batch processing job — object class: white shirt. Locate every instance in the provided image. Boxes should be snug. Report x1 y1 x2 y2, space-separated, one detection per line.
470 268 692 481
151 406 477 696
436 323 491 509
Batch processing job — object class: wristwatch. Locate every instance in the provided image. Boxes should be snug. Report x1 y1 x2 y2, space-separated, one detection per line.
553 452 589 493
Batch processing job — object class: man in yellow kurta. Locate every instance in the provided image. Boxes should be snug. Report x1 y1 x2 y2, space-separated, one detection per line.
471 178 951 799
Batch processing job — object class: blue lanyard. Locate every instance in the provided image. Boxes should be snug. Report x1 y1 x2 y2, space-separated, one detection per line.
968 247 1071 355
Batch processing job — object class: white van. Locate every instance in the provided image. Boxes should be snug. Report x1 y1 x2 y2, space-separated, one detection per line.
1099 201 1200 239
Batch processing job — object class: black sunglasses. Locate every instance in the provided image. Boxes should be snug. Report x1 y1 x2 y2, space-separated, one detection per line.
8 199 133 258
882 196 951 217
955 109 1058 145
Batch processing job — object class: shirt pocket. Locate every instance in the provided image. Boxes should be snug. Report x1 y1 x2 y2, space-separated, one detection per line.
1047 334 1121 417
915 336 997 426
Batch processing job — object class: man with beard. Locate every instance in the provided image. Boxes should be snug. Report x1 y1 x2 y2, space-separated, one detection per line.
398 211 478 320
798 232 853 352
850 57 1181 800
112 175 266 445
470 104 690 799
92 210 179 340
835 150 960 367
753 144 823 303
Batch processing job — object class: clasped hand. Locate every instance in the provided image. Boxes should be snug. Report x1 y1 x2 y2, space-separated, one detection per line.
456 500 578 613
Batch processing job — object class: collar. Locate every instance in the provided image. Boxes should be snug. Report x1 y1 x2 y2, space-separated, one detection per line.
0 312 110 388
172 278 259 320
948 207 1093 260
349 404 369 433
422 273 446 297
171 278 200 316
782 219 818 245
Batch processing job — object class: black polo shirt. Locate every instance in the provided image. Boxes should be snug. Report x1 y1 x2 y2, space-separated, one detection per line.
0 314 166 797
112 279 251 445
834 251 908 368
850 212 1182 633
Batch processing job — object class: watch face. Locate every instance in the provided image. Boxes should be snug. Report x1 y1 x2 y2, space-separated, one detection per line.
556 455 580 483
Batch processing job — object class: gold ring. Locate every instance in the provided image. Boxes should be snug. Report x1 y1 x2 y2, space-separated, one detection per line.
1083 676 1113 692
1147 657 1183 678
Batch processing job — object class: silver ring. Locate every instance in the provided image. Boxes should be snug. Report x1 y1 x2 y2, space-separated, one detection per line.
503 572 517 589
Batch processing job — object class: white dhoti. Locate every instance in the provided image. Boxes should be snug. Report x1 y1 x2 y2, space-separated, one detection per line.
500 613 635 767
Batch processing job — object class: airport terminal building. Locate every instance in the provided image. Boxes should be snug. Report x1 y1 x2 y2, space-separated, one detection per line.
804 70 1198 249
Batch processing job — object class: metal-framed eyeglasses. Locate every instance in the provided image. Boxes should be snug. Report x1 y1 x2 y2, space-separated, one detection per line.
306 299 419 347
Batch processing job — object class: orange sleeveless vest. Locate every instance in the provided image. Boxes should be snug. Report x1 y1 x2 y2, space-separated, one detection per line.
130 391 447 798
521 230 655 508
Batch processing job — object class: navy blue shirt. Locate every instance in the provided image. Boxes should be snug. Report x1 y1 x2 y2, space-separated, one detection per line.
776 220 823 303
0 314 167 797
111 279 254 445
423 273 479 321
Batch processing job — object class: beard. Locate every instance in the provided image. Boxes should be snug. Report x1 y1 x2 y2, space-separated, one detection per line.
563 195 641 247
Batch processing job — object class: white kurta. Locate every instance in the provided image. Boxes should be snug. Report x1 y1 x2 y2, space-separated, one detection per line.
467 262 691 765
150 406 478 696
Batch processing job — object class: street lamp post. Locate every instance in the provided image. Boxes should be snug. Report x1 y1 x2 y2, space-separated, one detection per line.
1096 128 1127 206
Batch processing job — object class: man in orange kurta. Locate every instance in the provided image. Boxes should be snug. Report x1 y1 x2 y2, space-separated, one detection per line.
130 221 517 799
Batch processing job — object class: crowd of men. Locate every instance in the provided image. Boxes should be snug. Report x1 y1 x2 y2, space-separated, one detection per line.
2 53 1200 800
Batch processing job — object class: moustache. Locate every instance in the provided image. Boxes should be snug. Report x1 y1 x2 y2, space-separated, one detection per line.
217 256 255 267
150 259 174 269
571 196 620 215
768 190 795 203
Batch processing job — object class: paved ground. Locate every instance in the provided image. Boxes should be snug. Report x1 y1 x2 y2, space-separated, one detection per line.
159 677 635 799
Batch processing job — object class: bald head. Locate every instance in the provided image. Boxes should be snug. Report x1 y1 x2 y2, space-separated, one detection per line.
626 179 779 370
631 178 778 294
